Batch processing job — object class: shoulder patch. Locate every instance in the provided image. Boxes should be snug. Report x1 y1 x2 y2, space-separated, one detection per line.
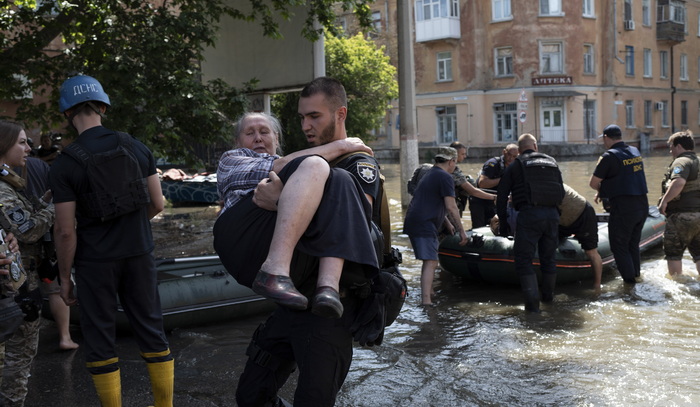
356 162 378 184
5 205 34 234
487 162 496 168
673 166 683 174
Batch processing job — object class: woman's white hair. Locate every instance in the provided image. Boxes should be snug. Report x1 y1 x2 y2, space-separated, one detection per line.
234 112 283 154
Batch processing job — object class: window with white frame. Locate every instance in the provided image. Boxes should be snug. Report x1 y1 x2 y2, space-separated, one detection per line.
583 44 594 74
625 46 634 76
436 106 457 143
643 0 651 25
495 47 513 76
680 53 688 80
681 100 688 126
493 103 518 142
583 0 594 17
661 101 669 127
437 52 453 81
624 0 633 21
625 100 635 128
540 42 563 74
372 11 382 31
644 100 652 127
584 100 596 140
416 0 459 21
540 0 562 16
493 0 511 21
643 49 652 77
657 1 686 24
660 50 669 78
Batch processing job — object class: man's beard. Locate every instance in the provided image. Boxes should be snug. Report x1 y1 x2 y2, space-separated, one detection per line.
310 118 336 146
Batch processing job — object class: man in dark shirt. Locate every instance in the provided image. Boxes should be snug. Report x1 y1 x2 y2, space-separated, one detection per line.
497 134 564 312
589 124 648 284
236 77 385 407
470 143 518 228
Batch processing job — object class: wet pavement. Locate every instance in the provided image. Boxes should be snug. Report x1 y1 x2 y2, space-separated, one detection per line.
25 312 292 407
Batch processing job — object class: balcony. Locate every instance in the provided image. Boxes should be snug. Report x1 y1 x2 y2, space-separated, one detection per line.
656 21 685 44
415 16 461 43
656 1 686 44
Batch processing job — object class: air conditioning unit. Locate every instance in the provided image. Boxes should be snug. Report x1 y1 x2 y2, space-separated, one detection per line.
624 20 635 30
656 102 665 111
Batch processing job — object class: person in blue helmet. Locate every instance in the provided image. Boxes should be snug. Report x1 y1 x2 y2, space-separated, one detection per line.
590 124 649 285
49 75 174 406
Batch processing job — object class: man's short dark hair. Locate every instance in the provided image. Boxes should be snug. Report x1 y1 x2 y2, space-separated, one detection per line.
449 141 467 151
668 130 695 151
300 77 347 112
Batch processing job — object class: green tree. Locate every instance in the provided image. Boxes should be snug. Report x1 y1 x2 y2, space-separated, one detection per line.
0 0 372 165
272 31 398 154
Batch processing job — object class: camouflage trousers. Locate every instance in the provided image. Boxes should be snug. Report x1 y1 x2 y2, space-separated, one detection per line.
0 267 40 407
664 212 700 261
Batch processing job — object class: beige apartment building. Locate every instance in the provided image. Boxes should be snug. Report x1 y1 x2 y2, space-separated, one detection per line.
340 0 699 152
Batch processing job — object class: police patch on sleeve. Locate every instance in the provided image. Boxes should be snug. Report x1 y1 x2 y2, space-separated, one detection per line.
673 166 683 174
6 205 34 234
356 162 378 184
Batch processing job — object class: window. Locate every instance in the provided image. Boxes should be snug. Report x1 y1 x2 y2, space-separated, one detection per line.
657 1 686 24
583 44 594 74
437 52 453 81
495 47 513 76
625 46 634 76
681 100 688 126
540 42 563 74
583 0 594 17
661 101 669 127
643 0 651 25
584 100 597 140
680 54 688 80
643 49 652 77
372 11 382 31
660 50 669 78
698 56 700 81
625 100 635 128
436 106 457 143
624 0 633 21
493 0 511 21
493 103 518 142
540 0 562 16
337 17 347 33
644 100 652 127
416 0 459 21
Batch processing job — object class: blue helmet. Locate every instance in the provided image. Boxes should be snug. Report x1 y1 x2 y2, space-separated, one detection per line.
59 75 111 113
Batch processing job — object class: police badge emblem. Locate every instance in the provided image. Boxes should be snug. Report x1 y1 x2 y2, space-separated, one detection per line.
357 162 377 184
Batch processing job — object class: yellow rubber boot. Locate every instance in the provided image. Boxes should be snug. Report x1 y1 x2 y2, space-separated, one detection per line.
91 369 122 407
146 359 174 407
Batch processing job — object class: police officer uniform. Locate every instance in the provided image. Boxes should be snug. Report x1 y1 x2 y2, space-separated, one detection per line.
235 153 383 407
496 149 564 312
593 133 648 283
0 165 54 407
661 150 700 263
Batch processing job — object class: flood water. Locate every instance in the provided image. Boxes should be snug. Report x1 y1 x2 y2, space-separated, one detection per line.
26 150 700 406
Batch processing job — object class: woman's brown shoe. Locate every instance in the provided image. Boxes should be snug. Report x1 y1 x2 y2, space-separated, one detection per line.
252 271 308 310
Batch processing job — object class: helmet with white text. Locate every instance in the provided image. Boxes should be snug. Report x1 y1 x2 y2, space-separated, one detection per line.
59 75 111 113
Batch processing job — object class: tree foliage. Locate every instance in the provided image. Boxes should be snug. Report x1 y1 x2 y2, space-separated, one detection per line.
0 0 372 165
272 31 398 154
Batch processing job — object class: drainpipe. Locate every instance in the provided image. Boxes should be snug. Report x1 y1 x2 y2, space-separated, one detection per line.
671 45 676 132
614 2 625 64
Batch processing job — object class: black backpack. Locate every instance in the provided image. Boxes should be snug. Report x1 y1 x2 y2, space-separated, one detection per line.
63 132 150 222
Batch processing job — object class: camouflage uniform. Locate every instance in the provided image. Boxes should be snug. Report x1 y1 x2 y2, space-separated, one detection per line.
0 169 54 407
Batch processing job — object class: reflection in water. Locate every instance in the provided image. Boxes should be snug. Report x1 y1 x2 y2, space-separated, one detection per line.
337 155 700 406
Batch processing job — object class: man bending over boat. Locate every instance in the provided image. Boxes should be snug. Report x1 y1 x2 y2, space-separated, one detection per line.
559 184 603 291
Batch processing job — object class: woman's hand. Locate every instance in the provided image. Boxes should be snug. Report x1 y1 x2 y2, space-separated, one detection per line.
253 171 283 211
